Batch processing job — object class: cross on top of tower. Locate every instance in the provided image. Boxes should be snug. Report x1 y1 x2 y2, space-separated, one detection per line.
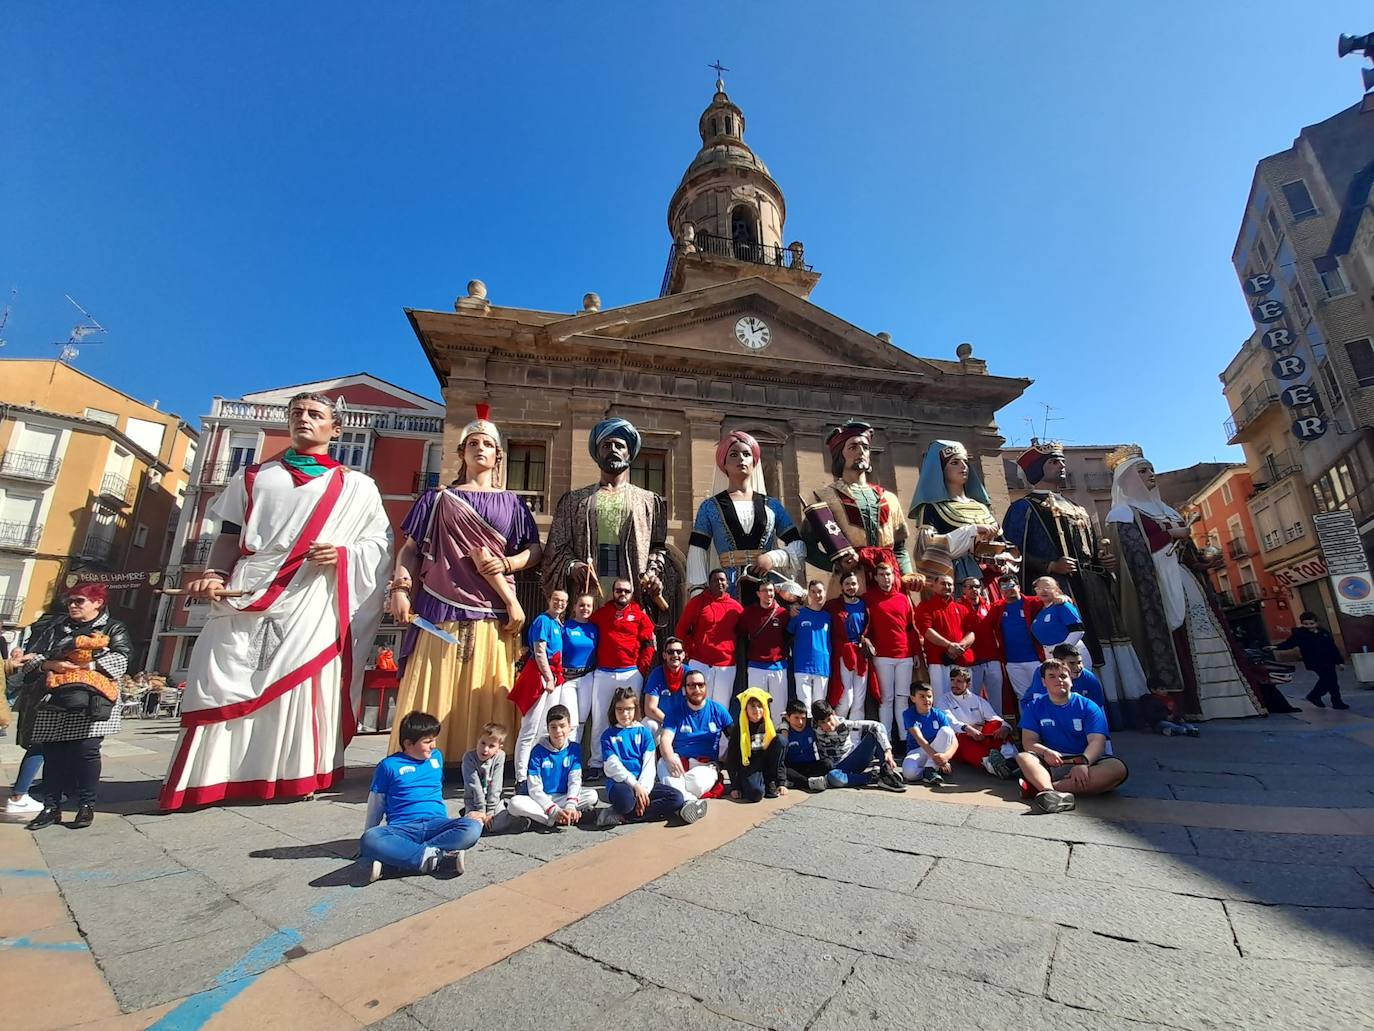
708 59 729 89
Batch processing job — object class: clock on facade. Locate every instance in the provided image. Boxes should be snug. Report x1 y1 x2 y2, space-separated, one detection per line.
735 315 771 351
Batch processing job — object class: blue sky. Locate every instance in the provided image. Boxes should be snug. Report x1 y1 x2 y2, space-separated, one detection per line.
4 2 1373 470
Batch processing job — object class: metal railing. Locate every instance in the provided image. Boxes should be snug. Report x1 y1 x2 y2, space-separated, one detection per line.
0 594 22 622
181 540 213 566
660 233 815 296
0 521 42 551
1227 538 1249 559
99 471 131 502
1254 450 1302 493
78 532 116 563
1236 581 1261 603
0 450 62 482
1282 521 1306 543
1082 472 1113 491
1224 387 1281 442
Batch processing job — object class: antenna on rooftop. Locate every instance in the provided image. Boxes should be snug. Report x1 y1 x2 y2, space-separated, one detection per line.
0 288 14 349
54 294 107 364
1039 402 1063 440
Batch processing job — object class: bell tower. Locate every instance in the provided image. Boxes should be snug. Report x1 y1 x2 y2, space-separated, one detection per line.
659 76 820 299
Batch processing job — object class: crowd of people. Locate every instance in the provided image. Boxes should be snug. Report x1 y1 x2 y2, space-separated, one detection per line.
3 392 1299 866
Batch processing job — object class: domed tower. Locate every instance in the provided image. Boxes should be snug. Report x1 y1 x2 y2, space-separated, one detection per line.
660 77 820 299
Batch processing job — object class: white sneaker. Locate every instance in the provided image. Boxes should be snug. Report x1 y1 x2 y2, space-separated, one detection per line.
677 799 707 824
3 795 43 821
806 776 828 792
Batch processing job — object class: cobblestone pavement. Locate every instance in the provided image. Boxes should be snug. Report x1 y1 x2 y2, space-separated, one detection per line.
3 670 1374 1030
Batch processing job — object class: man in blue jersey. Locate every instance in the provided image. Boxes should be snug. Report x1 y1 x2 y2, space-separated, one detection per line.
788 580 833 712
993 574 1042 705
658 668 733 800
359 711 482 881
642 636 687 732
1016 658 1128 814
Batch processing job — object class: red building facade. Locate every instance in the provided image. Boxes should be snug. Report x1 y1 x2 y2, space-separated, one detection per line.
1188 465 1295 646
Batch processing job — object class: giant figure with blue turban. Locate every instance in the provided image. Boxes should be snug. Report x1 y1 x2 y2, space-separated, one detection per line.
542 416 682 634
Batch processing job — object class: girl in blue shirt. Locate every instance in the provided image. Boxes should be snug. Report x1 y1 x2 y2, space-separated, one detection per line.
600 687 706 825
561 593 600 745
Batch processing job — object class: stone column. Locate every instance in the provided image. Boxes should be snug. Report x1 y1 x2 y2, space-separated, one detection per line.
683 406 725 509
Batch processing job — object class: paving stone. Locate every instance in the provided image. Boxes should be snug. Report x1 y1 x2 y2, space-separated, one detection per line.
1048 928 1374 1030
552 890 859 1030
779 803 1068 874
1068 842 1374 908
478 819 634 862
1155 756 1340 779
602 986 761 1029
650 853 1055 995
365 1012 432 1031
1189 827 1374 867
1170 783 1374 808
35 819 186 888
96 906 282 1010
123 805 266 852
234 799 381 852
800 789 972 825
1228 901 1374 963
810 952 1172 1031
716 819 935 894
61 870 262 954
405 941 639 1031
961 806 1197 853
409 844 544 901
917 858 1236 954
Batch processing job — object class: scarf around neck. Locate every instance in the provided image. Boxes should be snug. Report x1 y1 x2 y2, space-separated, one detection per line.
281 448 343 486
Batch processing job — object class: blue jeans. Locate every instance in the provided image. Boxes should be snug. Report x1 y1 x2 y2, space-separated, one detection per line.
608 779 687 822
12 748 43 796
359 816 482 871
827 734 881 788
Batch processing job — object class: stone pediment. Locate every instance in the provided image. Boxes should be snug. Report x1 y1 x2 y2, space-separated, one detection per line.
544 277 941 379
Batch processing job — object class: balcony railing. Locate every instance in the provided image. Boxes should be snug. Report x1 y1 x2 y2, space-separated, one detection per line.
1236 581 1261 603
0 450 62 482
1282 521 1306 543
1226 538 1249 559
1254 450 1302 494
0 594 22 622
513 490 546 515
660 233 815 296
181 540 214 566
1224 387 1281 443
1262 529 1282 551
207 399 442 435
99 471 131 502
78 532 116 563
413 471 441 494
1082 472 1114 491
0 521 42 552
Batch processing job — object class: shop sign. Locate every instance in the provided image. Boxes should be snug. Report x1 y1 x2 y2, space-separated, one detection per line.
1313 511 1374 616
1272 557 1328 588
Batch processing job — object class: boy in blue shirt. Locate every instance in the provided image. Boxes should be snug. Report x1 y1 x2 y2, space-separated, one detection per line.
360 711 481 882
780 699 829 791
508 705 618 830
1017 658 1129 814
788 580 833 711
900 683 959 786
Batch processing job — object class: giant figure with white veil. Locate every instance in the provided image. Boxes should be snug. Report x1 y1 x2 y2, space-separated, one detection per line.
1106 445 1267 721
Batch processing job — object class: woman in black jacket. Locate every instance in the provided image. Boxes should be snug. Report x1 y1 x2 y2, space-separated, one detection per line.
18 583 132 829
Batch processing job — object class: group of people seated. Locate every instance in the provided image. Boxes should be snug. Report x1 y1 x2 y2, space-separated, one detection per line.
356 560 1134 880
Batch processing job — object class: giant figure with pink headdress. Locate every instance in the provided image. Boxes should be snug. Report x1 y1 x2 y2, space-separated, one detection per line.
686 429 805 602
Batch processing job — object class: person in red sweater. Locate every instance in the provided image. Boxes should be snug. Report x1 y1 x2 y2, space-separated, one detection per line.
915 573 975 699
739 581 789 725
860 554 919 742
585 578 656 780
675 568 744 710
959 577 1004 708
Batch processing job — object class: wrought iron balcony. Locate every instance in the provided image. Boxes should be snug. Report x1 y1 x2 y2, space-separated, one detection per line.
0 594 22 622
1224 387 1281 444
181 540 214 566
0 450 62 482
1226 538 1249 559
0 521 42 552
660 233 815 296
207 399 442 435
78 532 116 563
1236 581 1261 603
99 471 131 502
412 471 441 494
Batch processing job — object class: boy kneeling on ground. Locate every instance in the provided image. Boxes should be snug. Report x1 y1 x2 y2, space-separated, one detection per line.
360 710 482 882
1016 658 1128 814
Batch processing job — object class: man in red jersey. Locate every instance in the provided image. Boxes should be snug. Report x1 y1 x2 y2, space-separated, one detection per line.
959 577 1004 708
739 580 789 725
584 578 656 781
675 568 744 710
859 552 918 742
915 573 975 700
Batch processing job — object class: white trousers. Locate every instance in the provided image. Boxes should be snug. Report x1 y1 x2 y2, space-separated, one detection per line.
794 672 829 713
1005 661 1040 697
837 666 867 741
969 661 1004 708
508 788 599 827
656 758 718 800
688 659 736 710
901 726 958 780
746 666 788 724
565 672 593 741
874 656 914 743
514 680 580 781
588 668 643 767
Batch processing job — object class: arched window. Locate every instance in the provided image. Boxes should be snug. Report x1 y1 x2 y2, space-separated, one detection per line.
730 206 759 261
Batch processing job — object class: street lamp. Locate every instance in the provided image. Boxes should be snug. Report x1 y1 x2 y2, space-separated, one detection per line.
1337 32 1374 94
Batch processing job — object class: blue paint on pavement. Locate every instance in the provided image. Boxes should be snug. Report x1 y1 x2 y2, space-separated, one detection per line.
0 868 50 878
0 936 89 952
147 927 304 1031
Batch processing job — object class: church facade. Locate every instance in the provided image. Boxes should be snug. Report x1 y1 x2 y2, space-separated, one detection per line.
406 80 1030 569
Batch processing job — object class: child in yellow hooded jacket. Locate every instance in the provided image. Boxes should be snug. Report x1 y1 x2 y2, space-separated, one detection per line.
725 687 786 802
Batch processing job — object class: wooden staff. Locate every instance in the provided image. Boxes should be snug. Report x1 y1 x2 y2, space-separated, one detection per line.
157 588 247 598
